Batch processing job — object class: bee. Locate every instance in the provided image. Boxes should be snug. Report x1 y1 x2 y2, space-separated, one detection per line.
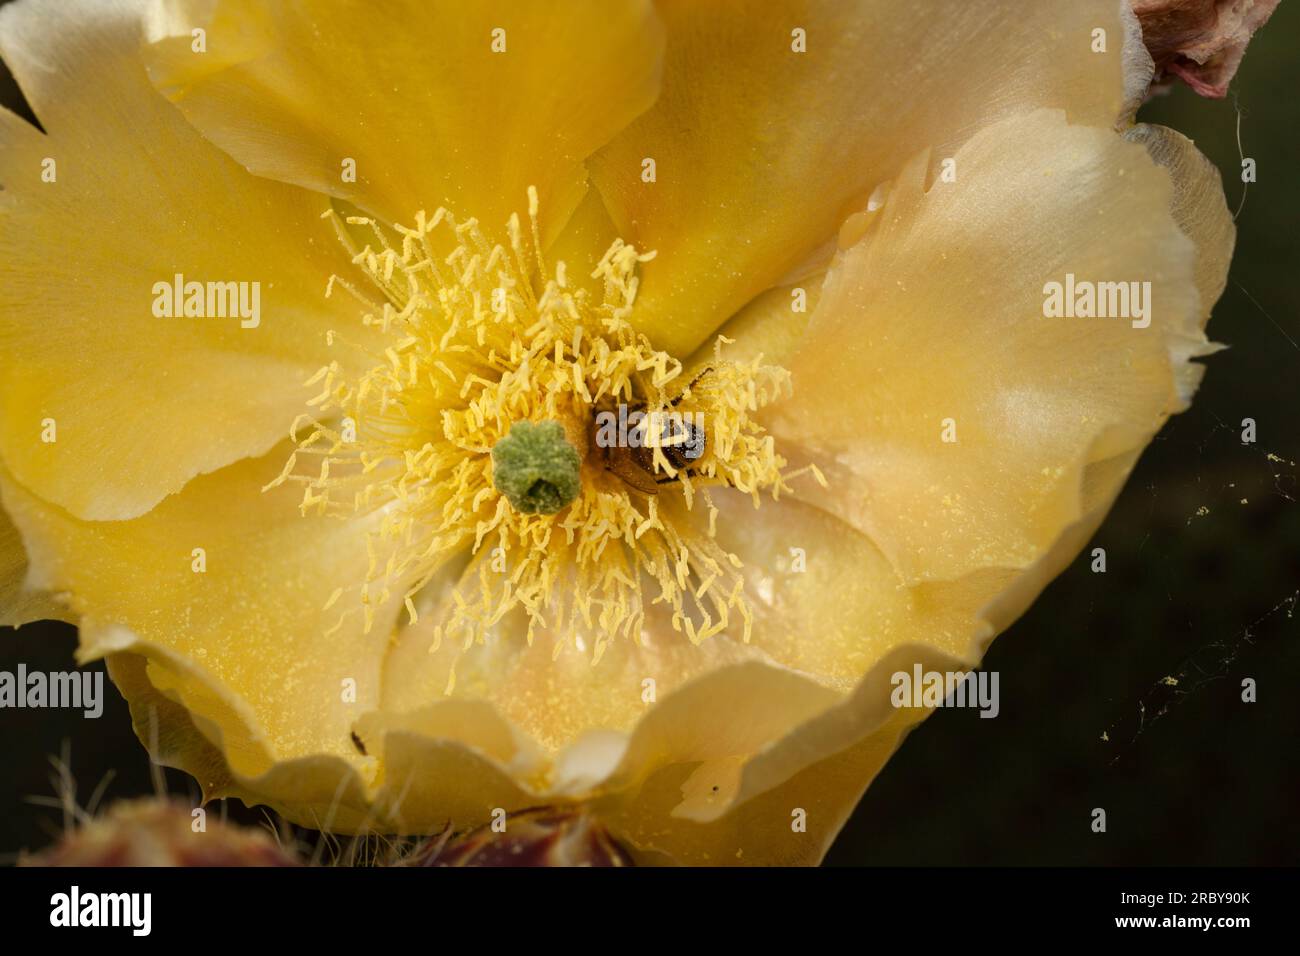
589 367 711 495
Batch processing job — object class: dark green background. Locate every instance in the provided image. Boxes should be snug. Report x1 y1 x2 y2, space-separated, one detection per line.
1 4 1296 865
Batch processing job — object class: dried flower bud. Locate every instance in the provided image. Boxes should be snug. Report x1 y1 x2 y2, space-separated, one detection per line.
20 799 301 867
1133 0 1279 97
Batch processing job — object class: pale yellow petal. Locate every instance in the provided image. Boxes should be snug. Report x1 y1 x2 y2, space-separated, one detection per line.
0 0 370 520
769 109 1212 586
542 184 625 299
693 443 1150 823
105 652 239 797
698 276 825 370
1123 122 1235 329
599 710 917 866
359 722 540 835
109 649 529 834
144 0 665 243
591 0 1148 355
0 498 69 625
0 448 398 780
379 585 783 758
373 489 995 831
1120 123 1235 407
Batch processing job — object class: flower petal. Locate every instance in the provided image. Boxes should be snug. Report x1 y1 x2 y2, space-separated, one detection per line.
1124 122 1235 333
108 648 535 834
0 499 69 625
371 492 989 828
0 447 399 780
143 0 665 243
590 0 1149 355
0 0 370 520
768 109 1220 586
698 275 824 370
599 710 917 866
683 442 1153 825
379 587 786 758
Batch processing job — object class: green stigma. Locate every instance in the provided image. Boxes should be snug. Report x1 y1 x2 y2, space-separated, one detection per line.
490 421 582 515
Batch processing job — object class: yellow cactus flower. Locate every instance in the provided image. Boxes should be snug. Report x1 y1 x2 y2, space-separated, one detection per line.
0 0 1236 865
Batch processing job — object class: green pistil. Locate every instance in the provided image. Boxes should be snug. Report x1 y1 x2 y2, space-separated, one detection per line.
491 421 582 515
